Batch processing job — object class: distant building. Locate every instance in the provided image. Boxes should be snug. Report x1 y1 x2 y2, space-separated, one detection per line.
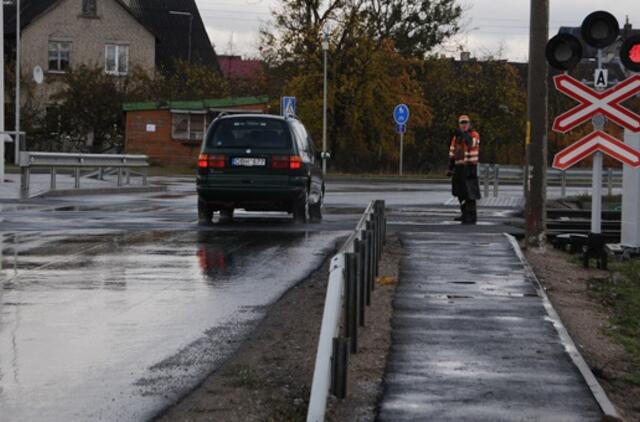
4 0 220 91
123 96 269 166
4 0 156 103
127 0 220 73
217 55 263 80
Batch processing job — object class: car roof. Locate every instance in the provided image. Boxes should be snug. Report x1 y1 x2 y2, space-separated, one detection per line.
217 113 297 122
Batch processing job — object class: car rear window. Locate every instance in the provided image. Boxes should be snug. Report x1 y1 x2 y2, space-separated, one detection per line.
206 118 292 149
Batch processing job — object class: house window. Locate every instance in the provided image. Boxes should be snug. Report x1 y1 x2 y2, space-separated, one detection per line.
105 44 128 75
82 0 97 17
48 41 71 72
172 113 207 141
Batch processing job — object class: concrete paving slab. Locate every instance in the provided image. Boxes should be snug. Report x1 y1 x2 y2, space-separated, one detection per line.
377 232 604 422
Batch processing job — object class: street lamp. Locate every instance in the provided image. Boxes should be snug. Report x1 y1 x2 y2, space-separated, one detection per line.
321 32 329 175
169 10 194 62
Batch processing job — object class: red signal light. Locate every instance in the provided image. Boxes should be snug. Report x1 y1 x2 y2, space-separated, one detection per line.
621 35 640 72
630 44 640 64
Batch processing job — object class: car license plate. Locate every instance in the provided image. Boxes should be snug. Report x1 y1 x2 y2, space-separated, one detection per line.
231 157 266 167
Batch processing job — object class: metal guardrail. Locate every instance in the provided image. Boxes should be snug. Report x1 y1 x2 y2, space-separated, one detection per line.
307 200 386 422
480 164 623 198
19 152 150 194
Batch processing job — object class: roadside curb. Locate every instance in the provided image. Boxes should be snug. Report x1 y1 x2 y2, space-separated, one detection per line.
325 175 449 184
506 234 620 420
34 185 167 198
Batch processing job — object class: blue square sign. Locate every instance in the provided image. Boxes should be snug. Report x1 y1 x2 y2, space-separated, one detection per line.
281 96 297 117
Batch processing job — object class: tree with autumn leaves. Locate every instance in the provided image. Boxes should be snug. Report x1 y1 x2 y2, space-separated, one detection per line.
260 0 447 171
261 0 528 172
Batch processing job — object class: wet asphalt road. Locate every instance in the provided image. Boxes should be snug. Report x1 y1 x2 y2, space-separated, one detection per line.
378 232 601 421
0 177 496 421
0 177 535 421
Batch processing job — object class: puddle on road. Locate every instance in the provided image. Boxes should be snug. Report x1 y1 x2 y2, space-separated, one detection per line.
0 229 343 421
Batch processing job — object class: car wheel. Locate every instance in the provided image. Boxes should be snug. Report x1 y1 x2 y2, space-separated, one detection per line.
310 194 323 222
198 198 213 225
293 191 310 223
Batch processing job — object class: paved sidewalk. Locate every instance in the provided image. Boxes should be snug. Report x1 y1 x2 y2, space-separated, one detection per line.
378 232 603 421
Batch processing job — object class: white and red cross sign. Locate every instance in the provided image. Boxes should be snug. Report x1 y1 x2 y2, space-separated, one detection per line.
553 130 640 170
551 74 640 170
553 74 640 133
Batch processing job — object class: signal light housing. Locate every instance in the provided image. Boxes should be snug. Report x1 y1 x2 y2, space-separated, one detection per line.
621 34 640 73
545 33 583 71
581 11 620 48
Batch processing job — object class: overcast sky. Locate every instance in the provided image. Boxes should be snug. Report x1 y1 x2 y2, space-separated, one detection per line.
197 0 640 62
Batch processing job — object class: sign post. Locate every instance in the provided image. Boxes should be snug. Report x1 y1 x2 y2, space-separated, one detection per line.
393 104 409 176
592 49 605 236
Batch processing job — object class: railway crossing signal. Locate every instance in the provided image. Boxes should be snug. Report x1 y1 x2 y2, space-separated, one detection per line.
545 10 640 265
552 130 640 170
552 74 640 133
621 35 640 72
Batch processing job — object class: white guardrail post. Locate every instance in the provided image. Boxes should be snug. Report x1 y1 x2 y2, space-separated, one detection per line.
307 254 346 422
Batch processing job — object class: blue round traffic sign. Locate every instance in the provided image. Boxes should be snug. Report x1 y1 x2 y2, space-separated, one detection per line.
393 104 410 125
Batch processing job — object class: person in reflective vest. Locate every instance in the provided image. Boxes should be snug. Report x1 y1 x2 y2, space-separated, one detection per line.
447 115 481 224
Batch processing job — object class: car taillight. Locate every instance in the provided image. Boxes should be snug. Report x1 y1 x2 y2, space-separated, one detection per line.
289 155 302 170
198 153 225 168
272 155 290 169
272 155 302 169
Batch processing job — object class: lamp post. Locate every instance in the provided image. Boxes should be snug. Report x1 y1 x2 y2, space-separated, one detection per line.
321 32 329 175
169 10 193 62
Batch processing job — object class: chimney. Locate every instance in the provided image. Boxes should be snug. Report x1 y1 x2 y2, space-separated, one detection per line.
623 15 632 36
460 51 471 62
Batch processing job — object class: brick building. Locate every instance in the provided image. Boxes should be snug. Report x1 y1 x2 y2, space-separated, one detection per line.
123 96 269 166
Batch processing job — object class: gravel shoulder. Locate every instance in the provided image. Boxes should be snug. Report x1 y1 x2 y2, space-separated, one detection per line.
156 235 402 422
525 246 640 421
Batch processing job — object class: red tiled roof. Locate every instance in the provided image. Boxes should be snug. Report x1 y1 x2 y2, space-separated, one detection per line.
217 55 263 80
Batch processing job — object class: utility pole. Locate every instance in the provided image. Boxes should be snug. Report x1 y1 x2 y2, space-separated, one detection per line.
16 0 21 167
321 33 329 176
0 1 5 185
525 0 549 246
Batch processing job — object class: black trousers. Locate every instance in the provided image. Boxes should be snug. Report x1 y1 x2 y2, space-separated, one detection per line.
459 199 477 224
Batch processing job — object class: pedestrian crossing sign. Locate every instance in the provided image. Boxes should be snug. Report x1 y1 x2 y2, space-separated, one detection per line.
281 96 297 117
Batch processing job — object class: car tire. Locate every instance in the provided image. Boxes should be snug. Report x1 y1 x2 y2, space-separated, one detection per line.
293 191 310 223
310 195 323 222
198 198 214 225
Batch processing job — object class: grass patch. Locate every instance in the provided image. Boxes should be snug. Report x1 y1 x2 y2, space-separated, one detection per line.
588 259 640 382
223 365 263 389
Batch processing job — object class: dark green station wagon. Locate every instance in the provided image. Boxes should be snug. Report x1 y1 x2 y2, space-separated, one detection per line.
196 114 325 224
